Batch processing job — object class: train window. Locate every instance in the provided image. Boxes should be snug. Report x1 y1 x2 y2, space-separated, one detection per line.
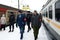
43 10 46 17
42 12 45 17
55 1 60 22
49 6 52 19
43 9 48 17
0 12 6 18
46 10 48 17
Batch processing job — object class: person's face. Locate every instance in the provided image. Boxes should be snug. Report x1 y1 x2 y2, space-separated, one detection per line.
34 12 36 15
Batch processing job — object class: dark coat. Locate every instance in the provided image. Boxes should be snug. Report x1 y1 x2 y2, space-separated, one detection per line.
16 13 26 27
31 14 42 28
26 14 32 22
9 14 15 25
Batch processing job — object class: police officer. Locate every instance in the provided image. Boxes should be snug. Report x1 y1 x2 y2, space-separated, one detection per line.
16 10 26 39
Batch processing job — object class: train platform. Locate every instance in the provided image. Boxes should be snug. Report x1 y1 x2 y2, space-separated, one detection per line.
0 23 50 40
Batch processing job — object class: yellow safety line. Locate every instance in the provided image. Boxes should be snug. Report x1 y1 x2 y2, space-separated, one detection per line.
51 22 60 29
46 19 60 29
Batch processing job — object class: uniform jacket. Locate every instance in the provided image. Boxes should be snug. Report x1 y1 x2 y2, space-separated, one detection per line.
17 13 26 27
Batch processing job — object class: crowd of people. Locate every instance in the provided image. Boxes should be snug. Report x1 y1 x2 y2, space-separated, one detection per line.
0 10 42 40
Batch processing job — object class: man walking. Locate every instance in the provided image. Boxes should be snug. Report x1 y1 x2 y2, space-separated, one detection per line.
16 10 26 39
9 12 15 32
31 10 42 40
26 11 31 32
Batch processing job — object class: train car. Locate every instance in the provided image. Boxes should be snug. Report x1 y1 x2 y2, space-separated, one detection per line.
41 0 60 40
0 4 18 26
6 10 18 25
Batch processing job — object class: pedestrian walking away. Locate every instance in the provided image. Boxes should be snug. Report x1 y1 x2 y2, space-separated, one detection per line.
9 12 15 32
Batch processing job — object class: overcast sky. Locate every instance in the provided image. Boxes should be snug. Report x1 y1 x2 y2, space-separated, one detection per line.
0 0 47 12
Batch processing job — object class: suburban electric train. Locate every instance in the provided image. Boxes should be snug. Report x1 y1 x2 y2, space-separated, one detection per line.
0 4 18 25
41 0 60 40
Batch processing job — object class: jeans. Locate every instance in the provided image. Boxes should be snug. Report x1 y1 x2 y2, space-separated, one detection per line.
19 26 25 39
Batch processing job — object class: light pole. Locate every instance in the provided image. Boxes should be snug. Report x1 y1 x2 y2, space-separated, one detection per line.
18 0 20 10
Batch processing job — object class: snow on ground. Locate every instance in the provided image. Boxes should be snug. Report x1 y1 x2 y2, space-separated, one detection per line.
0 24 48 40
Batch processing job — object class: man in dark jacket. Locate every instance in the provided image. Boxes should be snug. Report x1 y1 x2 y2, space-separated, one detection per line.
9 12 15 32
26 11 31 32
16 10 26 39
31 10 42 40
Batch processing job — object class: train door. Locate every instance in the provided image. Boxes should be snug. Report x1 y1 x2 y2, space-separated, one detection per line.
55 1 60 22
